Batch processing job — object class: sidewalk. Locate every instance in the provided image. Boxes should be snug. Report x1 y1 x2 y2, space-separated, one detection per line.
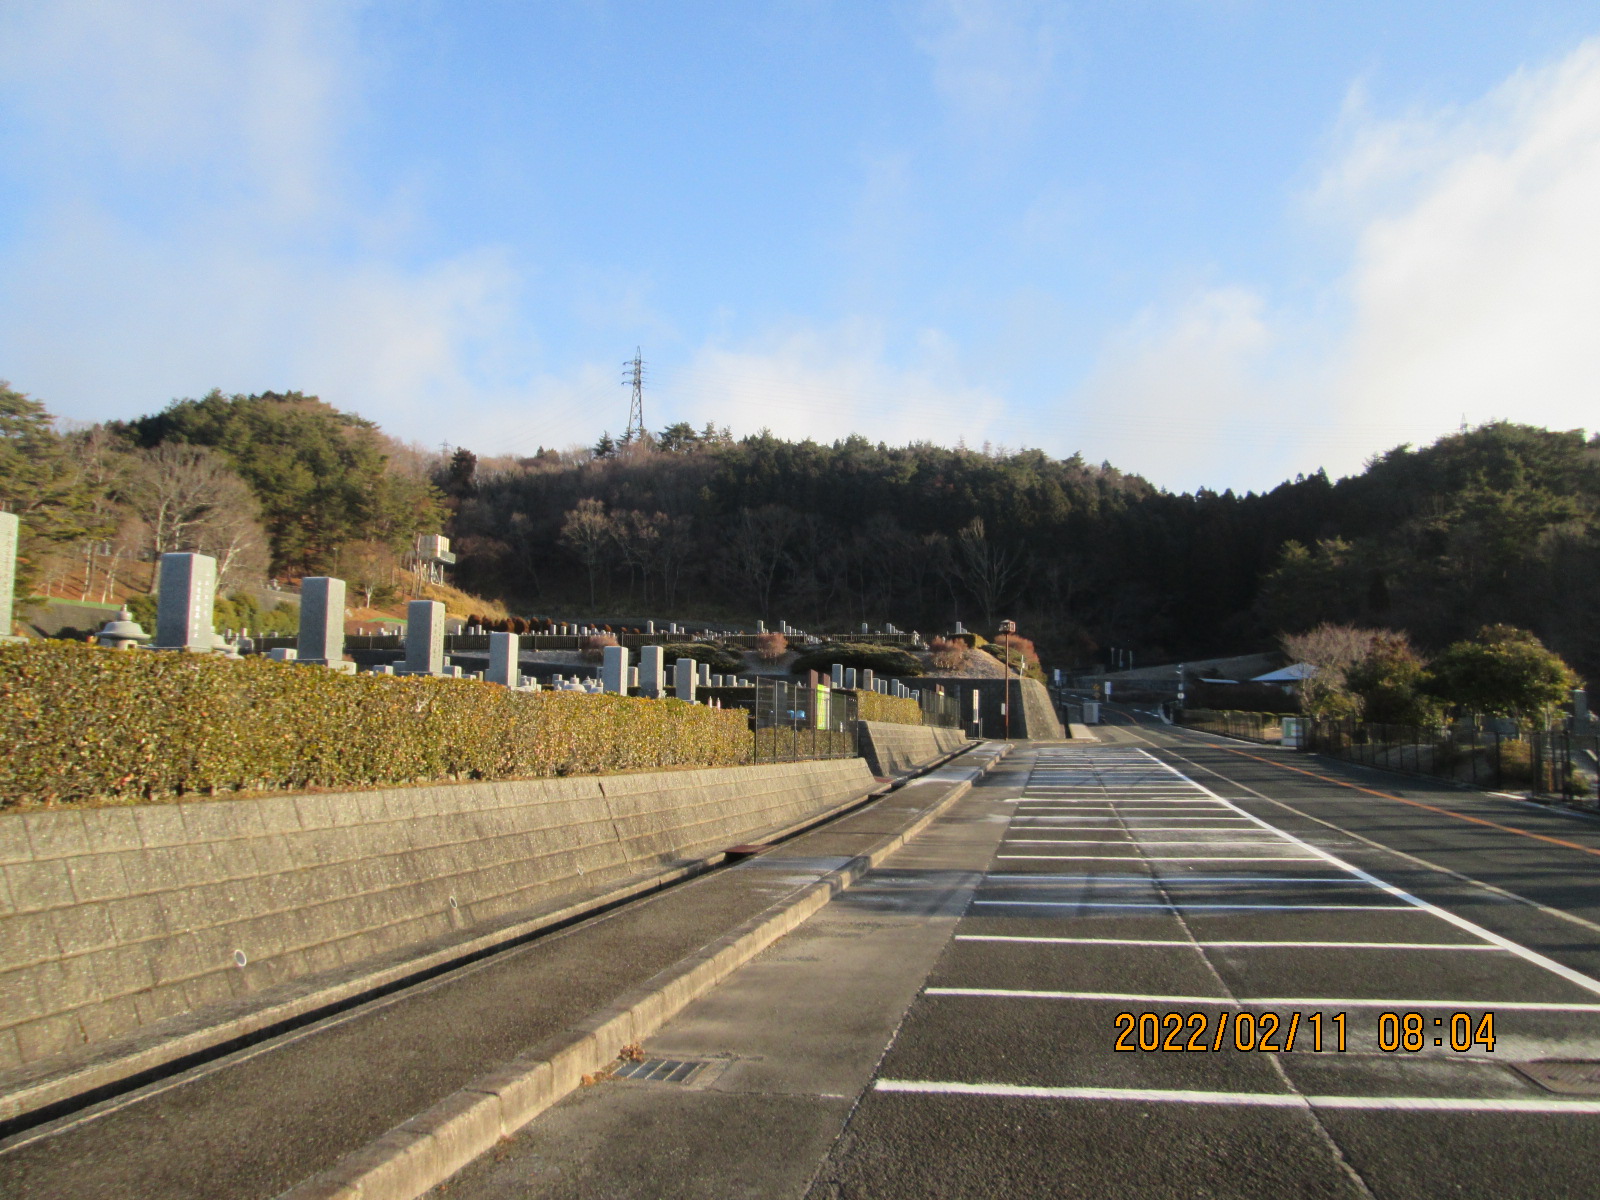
0 744 1011 1200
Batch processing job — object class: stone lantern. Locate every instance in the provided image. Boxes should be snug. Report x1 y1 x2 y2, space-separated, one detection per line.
96 608 150 650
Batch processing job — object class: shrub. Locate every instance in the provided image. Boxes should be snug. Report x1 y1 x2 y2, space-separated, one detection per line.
928 637 969 671
579 632 618 662
0 642 752 809
658 642 745 674
858 691 924 726
790 642 924 678
753 632 789 663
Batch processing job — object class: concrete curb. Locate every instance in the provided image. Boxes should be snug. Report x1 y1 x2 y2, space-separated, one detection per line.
277 741 1013 1200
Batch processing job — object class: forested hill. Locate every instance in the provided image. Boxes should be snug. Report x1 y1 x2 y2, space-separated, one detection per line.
445 422 1599 683
5 380 1596 684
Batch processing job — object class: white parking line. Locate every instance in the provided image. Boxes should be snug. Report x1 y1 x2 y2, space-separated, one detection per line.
925 987 1600 1010
874 1080 1600 1113
973 900 1415 910
983 875 1376 885
996 855 1321 861
954 935 1505 950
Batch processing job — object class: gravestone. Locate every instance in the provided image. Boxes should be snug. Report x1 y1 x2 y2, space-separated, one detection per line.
298 577 346 665
0 511 17 641
831 663 844 687
646 620 655 634
955 621 965 635
845 668 858 689
675 656 697 703
154 553 217 651
861 669 874 691
601 644 630 694
640 645 666 697
698 661 711 687
628 666 639 689
268 647 297 662
487 631 520 687
400 600 446 675
756 620 765 633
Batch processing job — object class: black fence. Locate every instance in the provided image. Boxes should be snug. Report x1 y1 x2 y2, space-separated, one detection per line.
919 689 963 729
1530 731 1600 804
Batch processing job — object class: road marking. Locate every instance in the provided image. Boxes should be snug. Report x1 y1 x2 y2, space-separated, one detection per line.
926 987 1600 1010
1122 748 1600 1001
1000 840 1291 846
973 899 1415 910
954 935 1503 950
873 1080 1600 1113
983 875 1379 885
995 855 1321 861
1209 744 1600 861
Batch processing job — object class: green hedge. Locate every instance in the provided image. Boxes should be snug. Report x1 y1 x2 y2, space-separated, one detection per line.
857 691 924 726
0 642 752 809
790 642 924 678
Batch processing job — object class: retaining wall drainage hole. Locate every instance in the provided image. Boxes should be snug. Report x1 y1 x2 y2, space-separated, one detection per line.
233 949 248 967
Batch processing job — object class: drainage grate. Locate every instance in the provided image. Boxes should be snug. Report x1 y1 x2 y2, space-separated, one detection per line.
613 1058 709 1085
1513 1061 1600 1095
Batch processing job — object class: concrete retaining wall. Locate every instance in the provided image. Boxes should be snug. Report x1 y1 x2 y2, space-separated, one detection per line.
0 758 876 1074
857 722 969 777
911 677 1066 740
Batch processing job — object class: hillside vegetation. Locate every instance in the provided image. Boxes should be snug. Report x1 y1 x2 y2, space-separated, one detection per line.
5 379 1596 685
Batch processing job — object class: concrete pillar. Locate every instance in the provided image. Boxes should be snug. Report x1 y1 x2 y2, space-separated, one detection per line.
487 631 520 686
154 552 217 651
298 577 346 665
0 511 16 639
640 645 666 697
675 656 697 703
845 667 858 689
601 644 630 694
402 600 445 675
831 663 844 687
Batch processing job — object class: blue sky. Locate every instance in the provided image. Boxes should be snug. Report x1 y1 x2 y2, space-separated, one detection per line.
3 2 1599 493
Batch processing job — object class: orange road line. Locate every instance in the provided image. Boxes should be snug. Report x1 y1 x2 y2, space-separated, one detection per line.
1207 744 1600 861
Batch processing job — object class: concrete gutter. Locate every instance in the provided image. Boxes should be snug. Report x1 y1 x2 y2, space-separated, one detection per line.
278 741 1012 1200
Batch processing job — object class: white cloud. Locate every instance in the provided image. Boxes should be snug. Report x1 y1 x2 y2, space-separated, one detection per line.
648 320 1010 449
0 2 534 446
1067 37 1600 491
910 0 1064 134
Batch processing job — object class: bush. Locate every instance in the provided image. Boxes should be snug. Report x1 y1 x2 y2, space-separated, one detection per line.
0 642 752 809
753 631 788 662
928 637 969 671
579 632 618 662
659 641 745 675
858 691 924 726
790 642 924 678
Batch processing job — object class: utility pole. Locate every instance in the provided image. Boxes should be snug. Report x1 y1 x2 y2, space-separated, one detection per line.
621 349 646 445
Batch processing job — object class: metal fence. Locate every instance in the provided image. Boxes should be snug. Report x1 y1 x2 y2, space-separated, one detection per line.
1179 709 1283 744
919 689 962 729
1301 718 1549 793
1529 731 1600 804
745 677 861 764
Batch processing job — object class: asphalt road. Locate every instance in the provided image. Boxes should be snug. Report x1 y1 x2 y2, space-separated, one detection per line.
451 722 1600 1199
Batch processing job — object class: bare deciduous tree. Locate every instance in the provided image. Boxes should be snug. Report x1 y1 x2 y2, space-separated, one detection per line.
117 443 267 589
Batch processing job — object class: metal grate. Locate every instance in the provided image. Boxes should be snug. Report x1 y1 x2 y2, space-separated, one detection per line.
613 1058 709 1085
1513 1061 1600 1095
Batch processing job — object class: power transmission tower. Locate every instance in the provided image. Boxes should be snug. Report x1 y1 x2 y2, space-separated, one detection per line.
621 348 646 444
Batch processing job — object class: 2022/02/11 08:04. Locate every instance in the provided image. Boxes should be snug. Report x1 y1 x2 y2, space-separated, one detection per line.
1113 1011 1497 1053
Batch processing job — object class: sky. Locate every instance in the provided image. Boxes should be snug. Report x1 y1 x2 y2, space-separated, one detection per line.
2 2 1599 495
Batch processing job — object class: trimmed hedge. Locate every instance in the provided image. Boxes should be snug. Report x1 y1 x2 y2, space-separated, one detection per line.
857 691 924 726
790 642 924 678
0 642 751 809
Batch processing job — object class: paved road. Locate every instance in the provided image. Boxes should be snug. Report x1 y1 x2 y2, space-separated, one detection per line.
447 724 1600 1199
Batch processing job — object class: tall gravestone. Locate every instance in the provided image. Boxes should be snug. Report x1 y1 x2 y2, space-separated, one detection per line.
154 552 216 651
831 663 844 687
675 656 697 703
0 511 17 640
601 644 630 694
487 631 520 686
845 668 858 689
401 600 446 675
298 577 346 665
640 645 666 697
861 669 874 691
